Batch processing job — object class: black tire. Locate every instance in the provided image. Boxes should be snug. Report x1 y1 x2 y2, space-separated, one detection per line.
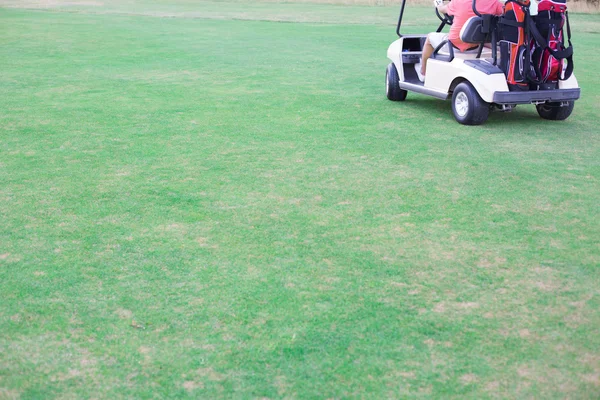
386 63 407 101
536 101 574 121
451 82 489 125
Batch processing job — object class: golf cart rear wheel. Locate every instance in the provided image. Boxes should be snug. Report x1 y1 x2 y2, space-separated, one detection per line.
386 63 407 101
451 82 489 125
536 101 574 121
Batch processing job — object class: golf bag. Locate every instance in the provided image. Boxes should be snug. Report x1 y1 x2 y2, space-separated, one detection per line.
529 0 574 88
498 0 531 91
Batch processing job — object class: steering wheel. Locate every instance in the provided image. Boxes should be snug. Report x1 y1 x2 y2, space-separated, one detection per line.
435 2 454 26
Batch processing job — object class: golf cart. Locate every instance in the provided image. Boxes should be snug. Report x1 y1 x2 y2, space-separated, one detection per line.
385 0 581 125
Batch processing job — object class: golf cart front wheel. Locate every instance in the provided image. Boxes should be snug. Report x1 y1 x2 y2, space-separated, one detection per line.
386 63 407 101
536 101 574 121
451 82 489 125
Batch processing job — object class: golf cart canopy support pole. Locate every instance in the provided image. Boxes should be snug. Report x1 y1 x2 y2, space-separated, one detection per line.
396 0 407 37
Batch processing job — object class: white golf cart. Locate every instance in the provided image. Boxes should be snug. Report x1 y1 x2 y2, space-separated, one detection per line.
385 0 581 125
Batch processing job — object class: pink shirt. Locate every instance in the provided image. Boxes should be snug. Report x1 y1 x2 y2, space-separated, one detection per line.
446 0 504 51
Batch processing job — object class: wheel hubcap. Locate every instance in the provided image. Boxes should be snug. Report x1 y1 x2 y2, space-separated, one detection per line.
455 92 469 117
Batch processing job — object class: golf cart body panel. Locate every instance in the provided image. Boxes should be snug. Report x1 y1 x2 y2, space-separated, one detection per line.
426 58 509 103
387 39 405 80
558 73 579 89
388 38 509 103
387 37 422 82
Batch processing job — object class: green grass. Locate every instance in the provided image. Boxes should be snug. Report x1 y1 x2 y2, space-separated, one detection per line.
1 1 599 398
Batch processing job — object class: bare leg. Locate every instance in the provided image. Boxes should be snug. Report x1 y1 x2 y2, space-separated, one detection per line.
421 36 435 76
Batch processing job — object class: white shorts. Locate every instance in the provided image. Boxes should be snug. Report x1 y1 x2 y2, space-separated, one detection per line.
428 32 449 49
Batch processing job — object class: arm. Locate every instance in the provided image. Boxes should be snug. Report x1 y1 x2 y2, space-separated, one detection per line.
437 3 450 14
434 0 451 15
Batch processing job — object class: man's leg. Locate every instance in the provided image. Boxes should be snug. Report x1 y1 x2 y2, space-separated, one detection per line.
421 33 448 76
421 36 435 75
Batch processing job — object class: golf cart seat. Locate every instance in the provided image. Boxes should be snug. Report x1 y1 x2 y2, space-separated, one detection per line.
458 15 498 58
434 15 499 59
460 15 496 43
435 43 493 59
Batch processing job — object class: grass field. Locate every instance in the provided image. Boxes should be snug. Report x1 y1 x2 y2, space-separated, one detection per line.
1 1 599 398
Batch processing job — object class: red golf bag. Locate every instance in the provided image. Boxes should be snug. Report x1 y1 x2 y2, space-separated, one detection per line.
529 0 574 88
498 0 531 91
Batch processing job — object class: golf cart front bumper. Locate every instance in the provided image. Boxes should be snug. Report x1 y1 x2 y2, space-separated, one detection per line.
492 88 581 105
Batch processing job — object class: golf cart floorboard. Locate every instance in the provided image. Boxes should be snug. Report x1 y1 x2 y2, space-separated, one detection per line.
400 81 449 99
